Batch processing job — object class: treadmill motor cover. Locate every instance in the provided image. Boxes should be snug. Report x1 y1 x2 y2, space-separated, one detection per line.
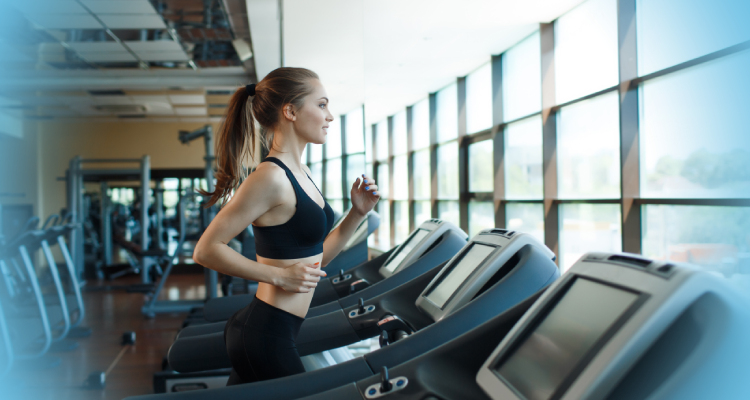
382 229 430 273
494 278 639 400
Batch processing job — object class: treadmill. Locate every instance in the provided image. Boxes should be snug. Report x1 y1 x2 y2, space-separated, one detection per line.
296 252 750 400
135 228 559 396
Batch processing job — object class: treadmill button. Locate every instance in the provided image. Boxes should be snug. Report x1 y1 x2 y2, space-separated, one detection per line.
397 379 405 387
368 388 377 395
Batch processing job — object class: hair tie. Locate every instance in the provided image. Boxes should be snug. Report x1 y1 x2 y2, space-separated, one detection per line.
245 83 256 96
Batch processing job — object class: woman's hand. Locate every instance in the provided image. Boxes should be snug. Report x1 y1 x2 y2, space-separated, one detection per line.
274 262 327 293
350 174 380 216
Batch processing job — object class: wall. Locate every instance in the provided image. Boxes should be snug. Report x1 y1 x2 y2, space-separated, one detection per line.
37 120 221 221
0 121 39 212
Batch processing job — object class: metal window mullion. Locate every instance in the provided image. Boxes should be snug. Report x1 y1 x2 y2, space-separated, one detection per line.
406 105 416 232
491 53 506 229
457 77 469 233
619 0 641 255
540 23 560 264
429 93 439 219
388 116 395 247
340 114 349 208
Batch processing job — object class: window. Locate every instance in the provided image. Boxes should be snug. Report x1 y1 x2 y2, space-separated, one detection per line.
326 119 342 158
642 205 750 292
506 203 545 244
310 143 323 163
412 98 430 150
325 158 342 198
557 91 620 199
640 50 750 199
393 201 410 244
438 201 460 227
365 123 373 162
392 155 408 200
560 204 621 272
392 110 407 155
310 162 323 189
347 154 366 187
377 163 390 199
437 142 458 199
502 31 541 122
375 120 389 161
636 0 750 76
505 115 543 200
413 149 431 200
466 62 493 133
469 201 494 237
468 139 493 193
414 200 431 228
554 0 618 104
436 83 458 142
376 200 391 250
346 107 365 153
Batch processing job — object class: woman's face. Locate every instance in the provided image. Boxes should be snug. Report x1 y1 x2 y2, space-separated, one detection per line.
292 79 334 145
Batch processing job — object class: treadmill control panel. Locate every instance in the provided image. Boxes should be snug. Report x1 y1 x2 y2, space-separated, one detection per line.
364 377 409 398
349 305 376 318
332 274 352 284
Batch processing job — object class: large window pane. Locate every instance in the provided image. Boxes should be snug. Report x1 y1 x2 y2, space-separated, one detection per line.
365 124 373 162
640 50 750 199
347 153 365 186
560 203 622 272
466 62 492 134
301 145 308 164
554 0 618 104
366 162 374 182
413 149 431 200
558 91 620 199
437 141 458 199
375 200 391 250
642 205 750 293
505 115 543 200
414 200 431 228
310 143 323 163
438 200 460 227
329 199 344 215
436 82 458 142
376 163 390 199
393 201 410 244
506 203 544 244
412 98 430 150
637 0 750 76
326 119 342 158
392 155 408 200
392 110 407 155
469 201 494 237
325 158 342 198
345 107 364 154
469 139 493 193
310 162 323 188
375 119 389 161
502 31 541 122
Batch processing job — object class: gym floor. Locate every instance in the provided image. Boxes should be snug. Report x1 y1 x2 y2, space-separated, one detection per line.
8 273 209 400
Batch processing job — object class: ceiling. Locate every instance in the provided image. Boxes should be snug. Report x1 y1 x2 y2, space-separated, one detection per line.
278 0 588 125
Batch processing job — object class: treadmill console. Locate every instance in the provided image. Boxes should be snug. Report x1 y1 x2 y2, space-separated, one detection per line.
417 229 556 322
477 252 750 400
378 219 467 279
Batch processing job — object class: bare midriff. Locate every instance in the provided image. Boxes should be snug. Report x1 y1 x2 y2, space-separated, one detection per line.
255 253 325 318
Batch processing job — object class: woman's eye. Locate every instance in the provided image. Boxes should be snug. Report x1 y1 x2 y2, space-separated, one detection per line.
319 104 326 109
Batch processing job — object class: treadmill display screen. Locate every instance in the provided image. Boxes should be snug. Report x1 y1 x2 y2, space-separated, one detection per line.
425 243 496 308
383 229 430 273
495 278 638 400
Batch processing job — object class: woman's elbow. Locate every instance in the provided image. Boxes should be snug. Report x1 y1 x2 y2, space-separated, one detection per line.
192 244 207 266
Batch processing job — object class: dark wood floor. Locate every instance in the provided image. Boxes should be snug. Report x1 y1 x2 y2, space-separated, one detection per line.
6 273 211 400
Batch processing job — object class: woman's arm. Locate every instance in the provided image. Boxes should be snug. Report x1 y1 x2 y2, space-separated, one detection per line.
320 173 380 267
193 164 325 293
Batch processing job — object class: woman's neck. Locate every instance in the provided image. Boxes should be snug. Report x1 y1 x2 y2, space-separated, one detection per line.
267 129 307 174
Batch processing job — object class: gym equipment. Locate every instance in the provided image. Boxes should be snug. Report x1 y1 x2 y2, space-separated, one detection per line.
133 228 558 397
199 218 462 325
297 252 750 400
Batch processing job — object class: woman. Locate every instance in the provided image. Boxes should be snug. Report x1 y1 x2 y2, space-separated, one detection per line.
193 67 379 385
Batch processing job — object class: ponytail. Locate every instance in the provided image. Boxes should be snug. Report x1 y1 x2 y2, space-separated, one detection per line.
201 67 320 207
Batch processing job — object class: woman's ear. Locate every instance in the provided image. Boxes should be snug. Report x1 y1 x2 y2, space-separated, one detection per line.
282 104 296 121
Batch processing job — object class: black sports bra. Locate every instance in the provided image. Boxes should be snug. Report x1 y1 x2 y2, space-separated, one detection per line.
252 157 334 259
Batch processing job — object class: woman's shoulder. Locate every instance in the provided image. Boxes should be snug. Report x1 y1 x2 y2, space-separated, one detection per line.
238 161 289 194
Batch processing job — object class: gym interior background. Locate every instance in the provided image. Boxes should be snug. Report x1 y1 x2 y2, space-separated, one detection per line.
0 0 748 399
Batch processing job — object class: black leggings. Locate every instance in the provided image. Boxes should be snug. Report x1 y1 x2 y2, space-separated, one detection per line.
223 295 306 385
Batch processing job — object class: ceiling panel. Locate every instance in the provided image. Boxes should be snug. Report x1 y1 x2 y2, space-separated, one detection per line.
25 14 101 29
77 52 137 62
13 1 88 15
92 95 135 104
131 95 170 103
67 42 128 53
137 51 189 62
81 0 158 15
99 15 166 29
124 41 183 52
174 107 208 116
169 95 206 105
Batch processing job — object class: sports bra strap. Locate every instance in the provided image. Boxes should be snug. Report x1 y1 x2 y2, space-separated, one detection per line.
263 157 303 198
